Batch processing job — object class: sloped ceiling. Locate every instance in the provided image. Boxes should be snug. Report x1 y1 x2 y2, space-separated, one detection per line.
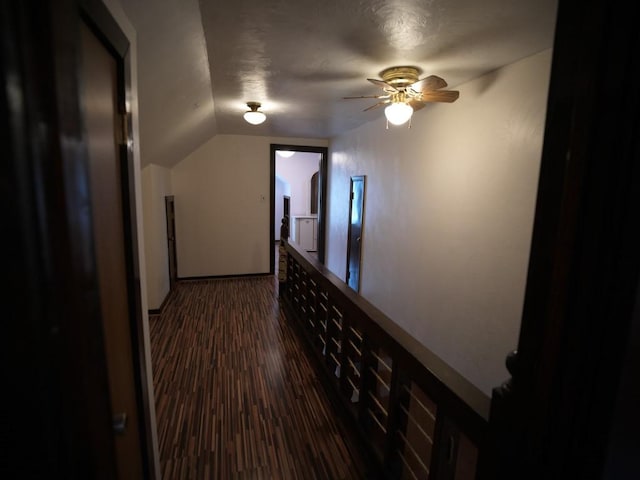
120 0 217 168
120 0 558 168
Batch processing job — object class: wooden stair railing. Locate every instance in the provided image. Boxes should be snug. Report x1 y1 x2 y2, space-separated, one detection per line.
280 240 491 480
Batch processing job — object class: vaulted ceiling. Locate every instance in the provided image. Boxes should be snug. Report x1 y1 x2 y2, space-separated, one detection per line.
119 0 558 168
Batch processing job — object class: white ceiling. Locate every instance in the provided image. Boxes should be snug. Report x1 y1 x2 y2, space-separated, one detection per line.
120 0 558 168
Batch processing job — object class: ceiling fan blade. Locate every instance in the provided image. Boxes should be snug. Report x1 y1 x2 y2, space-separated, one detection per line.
343 94 391 100
367 78 398 92
419 90 460 103
363 99 390 112
410 75 448 93
408 100 427 112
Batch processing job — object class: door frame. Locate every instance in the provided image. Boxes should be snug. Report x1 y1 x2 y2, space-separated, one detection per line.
80 2 154 477
3 0 155 477
270 144 328 273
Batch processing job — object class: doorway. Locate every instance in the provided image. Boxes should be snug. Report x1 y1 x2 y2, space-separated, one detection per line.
270 144 328 273
346 176 365 292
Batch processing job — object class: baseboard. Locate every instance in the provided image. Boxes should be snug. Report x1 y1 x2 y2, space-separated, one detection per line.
147 288 172 316
178 272 272 282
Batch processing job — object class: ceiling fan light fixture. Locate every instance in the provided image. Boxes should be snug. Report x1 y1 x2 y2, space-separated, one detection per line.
243 102 266 125
384 101 413 126
345 67 459 128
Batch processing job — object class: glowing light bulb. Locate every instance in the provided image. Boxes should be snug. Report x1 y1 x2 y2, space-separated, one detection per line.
384 102 413 126
243 102 266 125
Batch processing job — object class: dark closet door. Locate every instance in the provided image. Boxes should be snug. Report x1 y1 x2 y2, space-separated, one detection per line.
346 176 365 292
165 195 178 289
80 21 144 479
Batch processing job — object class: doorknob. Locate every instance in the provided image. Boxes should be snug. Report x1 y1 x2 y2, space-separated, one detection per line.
113 412 127 435
357 236 361 243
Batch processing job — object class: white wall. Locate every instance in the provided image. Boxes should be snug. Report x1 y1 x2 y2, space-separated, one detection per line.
327 50 552 395
142 164 172 310
171 134 328 277
276 152 321 216
274 175 291 241
102 0 160 476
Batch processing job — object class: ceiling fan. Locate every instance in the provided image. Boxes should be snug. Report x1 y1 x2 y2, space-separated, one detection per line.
344 66 459 126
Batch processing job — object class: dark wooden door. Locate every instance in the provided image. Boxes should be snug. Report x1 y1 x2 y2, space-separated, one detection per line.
284 195 291 221
283 195 291 238
165 195 178 289
346 176 365 292
311 171 319 214
5 0 155 477
80 20 144 479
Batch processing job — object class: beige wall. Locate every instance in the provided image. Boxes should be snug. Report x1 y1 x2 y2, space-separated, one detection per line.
171 134 328 278
327 50 552 395
102 0 160 476
142 164 172 310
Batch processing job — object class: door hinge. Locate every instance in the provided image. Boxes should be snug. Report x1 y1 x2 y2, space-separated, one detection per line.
117 112 129 146
112 412 127 435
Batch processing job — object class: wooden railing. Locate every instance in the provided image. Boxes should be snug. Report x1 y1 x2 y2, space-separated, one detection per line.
280 240 491 480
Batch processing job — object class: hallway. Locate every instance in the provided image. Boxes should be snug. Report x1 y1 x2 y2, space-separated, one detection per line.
149 276 366 479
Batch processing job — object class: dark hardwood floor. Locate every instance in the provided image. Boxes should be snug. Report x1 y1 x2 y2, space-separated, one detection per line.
149 276 367 479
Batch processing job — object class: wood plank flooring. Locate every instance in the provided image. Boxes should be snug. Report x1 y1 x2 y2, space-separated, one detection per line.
149 276 367 479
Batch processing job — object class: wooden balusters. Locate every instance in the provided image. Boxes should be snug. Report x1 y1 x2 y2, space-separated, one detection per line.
281 241 489 479
390 380 437 479
342 325 364 415
361 344 393 461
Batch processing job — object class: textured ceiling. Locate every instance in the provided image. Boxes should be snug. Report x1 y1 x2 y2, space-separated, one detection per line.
120 0 558 167
120 0 217 168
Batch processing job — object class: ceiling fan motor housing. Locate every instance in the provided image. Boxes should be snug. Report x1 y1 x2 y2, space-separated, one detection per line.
379 66 422 90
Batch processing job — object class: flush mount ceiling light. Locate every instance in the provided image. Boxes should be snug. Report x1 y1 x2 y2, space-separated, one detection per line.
343 66 460 127
243 102 266 125
277 150 295 158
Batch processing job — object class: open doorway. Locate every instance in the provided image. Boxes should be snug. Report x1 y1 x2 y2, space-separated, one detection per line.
270 144 328 274
275 151 320 252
